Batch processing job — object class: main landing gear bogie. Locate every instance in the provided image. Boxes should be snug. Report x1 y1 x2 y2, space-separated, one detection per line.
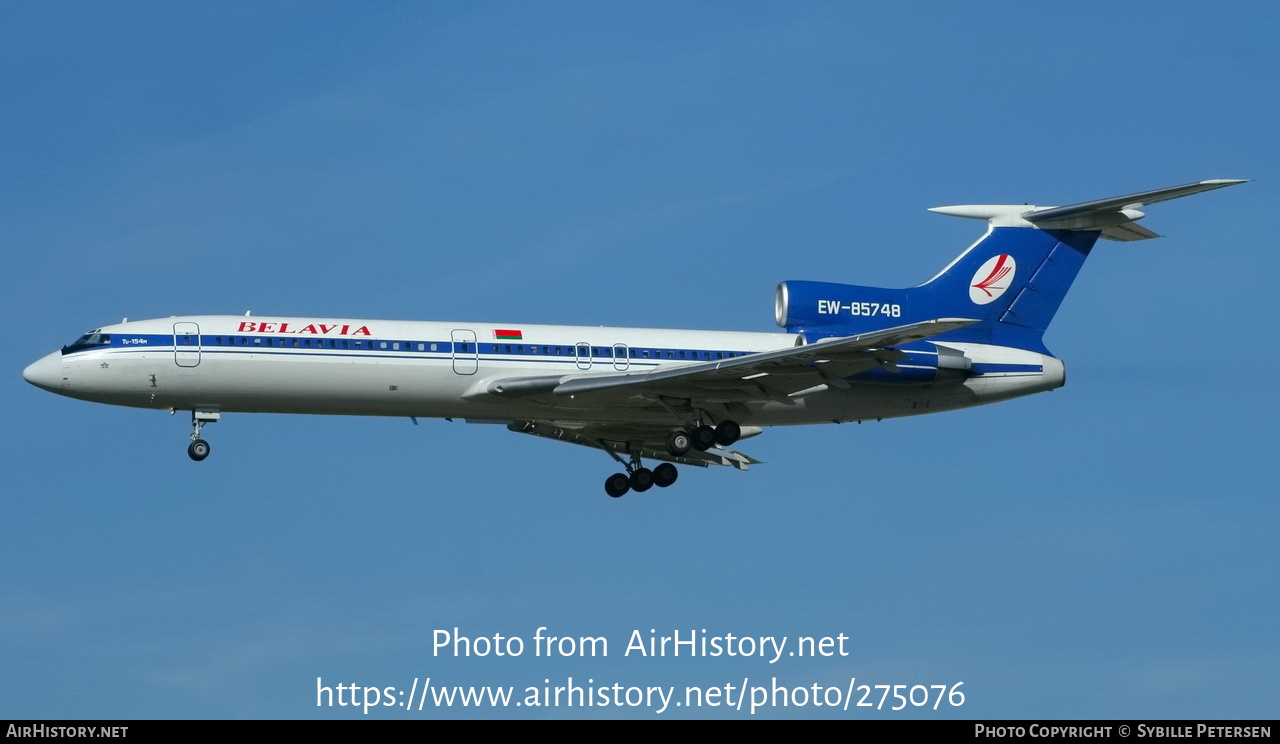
664 418 742 457
604 452 682 498
606 417 745 497
605 462 680 498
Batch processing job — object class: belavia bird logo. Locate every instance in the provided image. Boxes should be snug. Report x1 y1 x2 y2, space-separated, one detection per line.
969 254 1016 305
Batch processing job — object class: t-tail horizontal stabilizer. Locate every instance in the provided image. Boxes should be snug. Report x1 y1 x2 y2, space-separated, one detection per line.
928 179 1248 241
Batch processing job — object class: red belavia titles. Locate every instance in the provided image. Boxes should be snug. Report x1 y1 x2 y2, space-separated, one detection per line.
235 322 373 336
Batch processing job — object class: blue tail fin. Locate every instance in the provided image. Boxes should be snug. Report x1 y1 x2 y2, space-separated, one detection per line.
775 179 1246 353
904 225 1099 351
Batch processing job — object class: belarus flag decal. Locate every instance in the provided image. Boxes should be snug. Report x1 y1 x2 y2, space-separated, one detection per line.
493 329 524 340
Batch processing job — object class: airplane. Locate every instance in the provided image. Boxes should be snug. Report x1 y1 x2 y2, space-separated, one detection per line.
24 179 1245 497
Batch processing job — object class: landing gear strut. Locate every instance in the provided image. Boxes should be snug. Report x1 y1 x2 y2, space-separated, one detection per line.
187 409 220 462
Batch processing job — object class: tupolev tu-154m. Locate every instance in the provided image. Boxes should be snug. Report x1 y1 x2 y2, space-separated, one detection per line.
24 179 1245 497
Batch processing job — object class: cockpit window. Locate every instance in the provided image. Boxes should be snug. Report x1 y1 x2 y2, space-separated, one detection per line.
62 331 111 355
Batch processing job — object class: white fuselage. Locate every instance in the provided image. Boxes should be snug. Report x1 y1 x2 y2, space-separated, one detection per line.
24 314 1064 427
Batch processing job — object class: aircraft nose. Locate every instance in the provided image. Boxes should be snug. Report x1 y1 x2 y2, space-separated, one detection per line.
23 351 64 392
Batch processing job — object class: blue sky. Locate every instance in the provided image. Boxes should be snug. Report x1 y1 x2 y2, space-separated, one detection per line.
3 2 1276 719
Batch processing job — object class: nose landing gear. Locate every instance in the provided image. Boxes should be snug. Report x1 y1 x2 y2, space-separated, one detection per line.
186 409 220 462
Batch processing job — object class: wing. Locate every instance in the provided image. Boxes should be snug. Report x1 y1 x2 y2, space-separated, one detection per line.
474 317 975 470
475 317 978 405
